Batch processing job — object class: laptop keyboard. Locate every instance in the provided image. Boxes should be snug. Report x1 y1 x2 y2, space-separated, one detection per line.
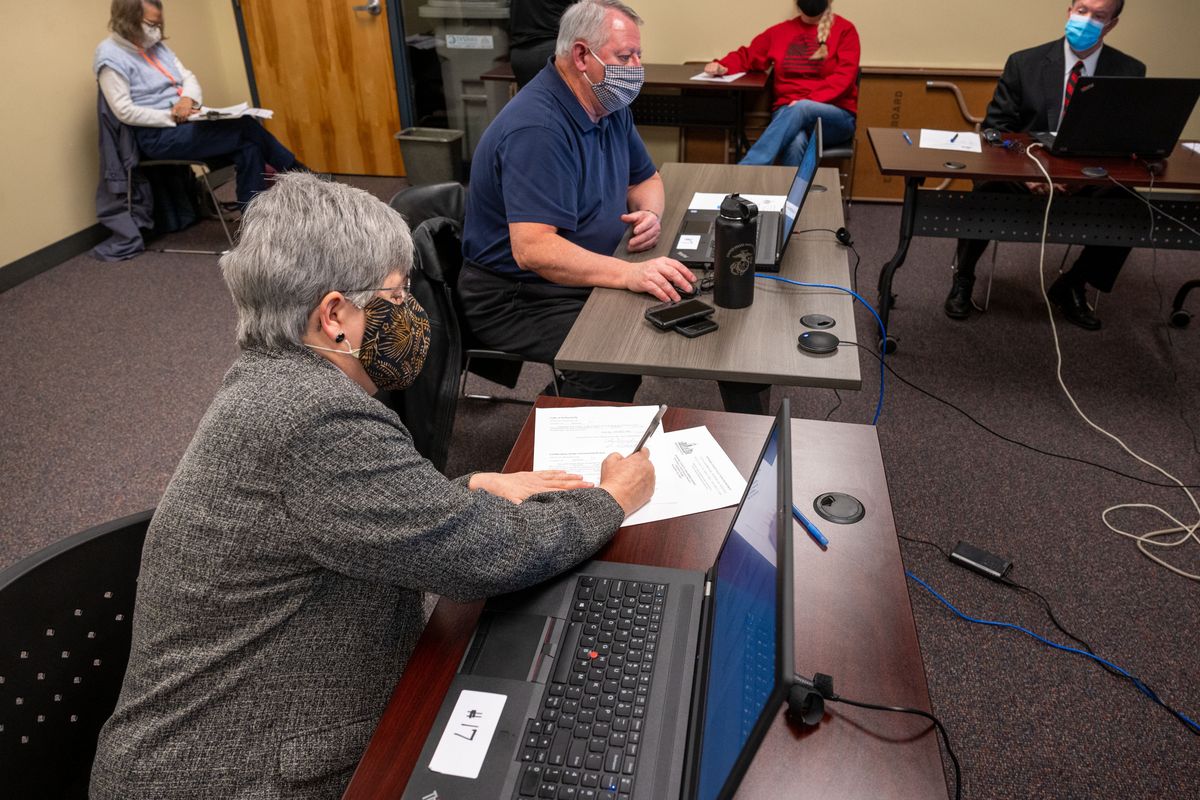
514 575 668 800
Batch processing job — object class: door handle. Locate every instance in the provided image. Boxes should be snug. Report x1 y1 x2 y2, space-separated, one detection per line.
352 0 381 15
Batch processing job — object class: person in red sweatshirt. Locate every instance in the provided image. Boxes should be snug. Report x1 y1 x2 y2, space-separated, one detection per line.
704 0 860 166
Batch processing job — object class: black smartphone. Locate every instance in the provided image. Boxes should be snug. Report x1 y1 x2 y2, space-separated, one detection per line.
675 318 719 338
644 298 714 330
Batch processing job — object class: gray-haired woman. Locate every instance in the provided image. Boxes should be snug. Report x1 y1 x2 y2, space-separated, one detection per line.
90 173 654 799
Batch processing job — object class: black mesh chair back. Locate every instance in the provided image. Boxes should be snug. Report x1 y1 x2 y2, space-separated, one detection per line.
388 181 466 230
378 216 465 471
0 510 152 798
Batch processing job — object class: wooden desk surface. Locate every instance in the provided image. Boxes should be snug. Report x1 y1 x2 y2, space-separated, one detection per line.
555 163 862 389
868 126 1200 189
344 398 946 800
480 61 769 92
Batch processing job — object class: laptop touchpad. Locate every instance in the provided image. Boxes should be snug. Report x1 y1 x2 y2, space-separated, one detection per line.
459 611 554 681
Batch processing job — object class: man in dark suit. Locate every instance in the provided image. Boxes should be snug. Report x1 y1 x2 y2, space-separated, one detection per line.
944 0 1145 330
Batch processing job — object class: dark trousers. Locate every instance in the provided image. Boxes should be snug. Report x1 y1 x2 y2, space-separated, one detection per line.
458 265 642 402
134 118 297 205
510 41 556 88
954 181 1130 293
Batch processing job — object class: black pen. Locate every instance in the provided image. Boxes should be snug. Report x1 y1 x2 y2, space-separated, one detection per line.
632 405 668 453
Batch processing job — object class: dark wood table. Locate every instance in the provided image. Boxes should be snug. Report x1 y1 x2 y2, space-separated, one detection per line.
866 127 1200 350
343 397 948 800
555 162 861 414
481 63 769 161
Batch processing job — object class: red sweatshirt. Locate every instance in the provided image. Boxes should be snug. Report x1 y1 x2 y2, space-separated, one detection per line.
717 15 860 114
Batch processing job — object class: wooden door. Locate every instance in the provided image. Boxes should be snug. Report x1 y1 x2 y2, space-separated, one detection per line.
238 0 406 175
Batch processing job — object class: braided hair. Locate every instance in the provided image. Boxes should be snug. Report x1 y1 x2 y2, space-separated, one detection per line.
810 4 834 61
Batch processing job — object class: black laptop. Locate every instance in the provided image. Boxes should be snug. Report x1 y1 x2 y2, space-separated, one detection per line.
401 401 795 800
670 122 821 272
1033 76 1200 158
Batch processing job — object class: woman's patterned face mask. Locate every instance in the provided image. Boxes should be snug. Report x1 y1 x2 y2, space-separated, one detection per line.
356 294 430 391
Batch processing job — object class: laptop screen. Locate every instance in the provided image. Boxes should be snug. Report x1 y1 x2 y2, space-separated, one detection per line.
779 135 820 245
692 404 793 800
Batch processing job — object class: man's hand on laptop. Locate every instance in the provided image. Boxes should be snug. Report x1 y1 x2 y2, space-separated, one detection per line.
625 257 696 302
623 209 661 252
598 449 655 516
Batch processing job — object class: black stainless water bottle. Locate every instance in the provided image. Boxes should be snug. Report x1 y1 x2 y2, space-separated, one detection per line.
713 193 758 309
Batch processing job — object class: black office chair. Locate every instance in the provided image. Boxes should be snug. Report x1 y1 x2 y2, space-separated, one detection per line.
387 183 559 402
0 510 153 799
818 68 863 218
388 181 466 231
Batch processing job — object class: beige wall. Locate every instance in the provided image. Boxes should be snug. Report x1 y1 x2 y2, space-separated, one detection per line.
0 0 249 267
635 0 1199 129
3 0 1198 271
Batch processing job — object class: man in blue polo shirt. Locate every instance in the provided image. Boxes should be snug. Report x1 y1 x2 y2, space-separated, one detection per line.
459 0 695 402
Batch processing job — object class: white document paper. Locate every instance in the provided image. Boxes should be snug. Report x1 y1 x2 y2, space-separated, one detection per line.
1183 142 1200 155
534 406 665 486
428 689 507 779
918 129 982 153
193 102 274 121
687 192 786 213
621 426 747 527
689 71 747 83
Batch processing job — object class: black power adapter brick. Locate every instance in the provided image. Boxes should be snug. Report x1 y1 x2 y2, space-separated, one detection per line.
949 541 1013 582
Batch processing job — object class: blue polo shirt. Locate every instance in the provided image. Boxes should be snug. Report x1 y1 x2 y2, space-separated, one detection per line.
462 59 657 282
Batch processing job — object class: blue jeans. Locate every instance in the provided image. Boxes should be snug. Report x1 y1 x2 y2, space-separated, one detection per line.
740 100 856 167
135 118 297 205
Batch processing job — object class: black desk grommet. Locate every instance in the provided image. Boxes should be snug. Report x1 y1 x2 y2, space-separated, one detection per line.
813 492 865 524
1081 166 1108 178
800 313 836 329
944 161 966 170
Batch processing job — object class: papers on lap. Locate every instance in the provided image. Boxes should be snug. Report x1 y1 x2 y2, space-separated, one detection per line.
533 406 747 527
193 102 274 121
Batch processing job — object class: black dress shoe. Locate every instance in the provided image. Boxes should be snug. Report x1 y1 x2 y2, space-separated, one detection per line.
1048 276 1101 330
943 274 975 319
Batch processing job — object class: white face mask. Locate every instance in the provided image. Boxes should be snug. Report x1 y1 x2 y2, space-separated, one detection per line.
141 23 163 47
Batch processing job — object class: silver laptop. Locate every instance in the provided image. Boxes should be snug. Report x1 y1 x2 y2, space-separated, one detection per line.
401 401 795 800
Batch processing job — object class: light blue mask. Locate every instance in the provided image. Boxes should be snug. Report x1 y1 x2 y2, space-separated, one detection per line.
1065 14 1105 52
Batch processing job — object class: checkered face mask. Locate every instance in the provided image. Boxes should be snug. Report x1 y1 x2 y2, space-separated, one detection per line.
588 48 644 113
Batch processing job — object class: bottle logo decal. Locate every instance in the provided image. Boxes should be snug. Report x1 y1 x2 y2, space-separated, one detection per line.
726 244 755 276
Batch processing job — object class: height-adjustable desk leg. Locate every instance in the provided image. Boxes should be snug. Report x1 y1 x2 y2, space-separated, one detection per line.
875 177 921 353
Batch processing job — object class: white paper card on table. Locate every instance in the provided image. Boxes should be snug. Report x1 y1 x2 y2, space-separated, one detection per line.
676 234 701 250
689 71 746 83
427 689 507 779
534 406 664 486
918 129 982 153
687 192 786 213
621 426 747 527
1183 142 1200 155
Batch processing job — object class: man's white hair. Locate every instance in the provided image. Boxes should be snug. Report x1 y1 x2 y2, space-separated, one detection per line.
554 0 643 58
219 173 413 350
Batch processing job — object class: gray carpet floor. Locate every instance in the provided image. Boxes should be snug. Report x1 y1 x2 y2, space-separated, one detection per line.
2 178 1197 797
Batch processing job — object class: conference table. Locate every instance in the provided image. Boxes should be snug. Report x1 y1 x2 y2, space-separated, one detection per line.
481 63 769 161
555 162 862 414
343 397 948 800
867 127 1200 351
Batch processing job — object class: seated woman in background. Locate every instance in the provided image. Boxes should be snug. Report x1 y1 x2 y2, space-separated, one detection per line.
89 173 655 799
704 0 860 166
94 0 301 206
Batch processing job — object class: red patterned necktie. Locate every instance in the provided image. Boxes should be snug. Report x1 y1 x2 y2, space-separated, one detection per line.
1063 60 1085 114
